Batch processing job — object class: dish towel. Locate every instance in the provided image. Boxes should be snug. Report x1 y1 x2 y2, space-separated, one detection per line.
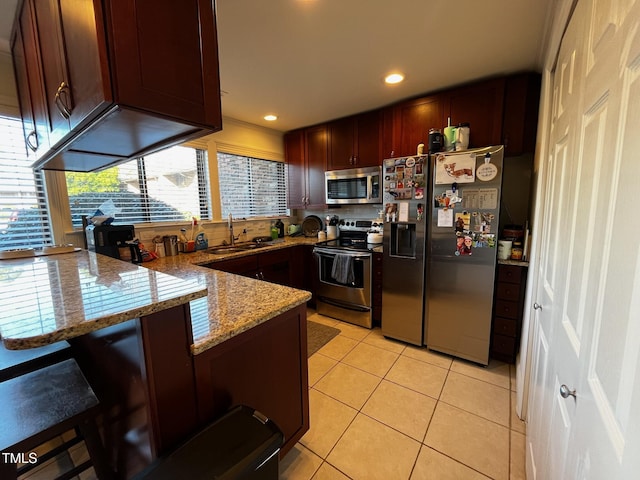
331 254 355 285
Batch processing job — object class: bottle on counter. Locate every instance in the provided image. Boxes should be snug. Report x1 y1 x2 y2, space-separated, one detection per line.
270 222 279 240
193 219 208 250
275 219 285 238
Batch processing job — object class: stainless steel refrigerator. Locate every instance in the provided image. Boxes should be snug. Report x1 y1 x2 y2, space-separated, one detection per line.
381 154 429 345
424 145 504 365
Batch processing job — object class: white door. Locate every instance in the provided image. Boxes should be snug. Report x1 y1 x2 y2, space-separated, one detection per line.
527 0 640 478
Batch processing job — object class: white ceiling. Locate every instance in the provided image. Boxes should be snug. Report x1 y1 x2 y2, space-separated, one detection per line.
0 0 554 132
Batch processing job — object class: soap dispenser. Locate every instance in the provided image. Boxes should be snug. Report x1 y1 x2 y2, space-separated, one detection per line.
275 219 285 238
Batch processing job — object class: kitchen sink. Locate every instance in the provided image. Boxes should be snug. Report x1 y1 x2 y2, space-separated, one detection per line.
207 242 268 254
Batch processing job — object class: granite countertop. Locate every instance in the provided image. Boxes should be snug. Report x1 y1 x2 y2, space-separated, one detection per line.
145 236 315 354
497 259 529 267
0 237 315 354
0 250 207 350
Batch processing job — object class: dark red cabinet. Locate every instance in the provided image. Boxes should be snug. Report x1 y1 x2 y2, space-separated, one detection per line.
328 110 381 169
285 125 327 209
491 264 528 363
11 0 222 172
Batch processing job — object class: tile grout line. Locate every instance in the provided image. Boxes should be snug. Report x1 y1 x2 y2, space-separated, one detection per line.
306 315 518 480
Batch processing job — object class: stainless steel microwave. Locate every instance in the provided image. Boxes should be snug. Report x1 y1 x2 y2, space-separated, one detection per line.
325 166 382 205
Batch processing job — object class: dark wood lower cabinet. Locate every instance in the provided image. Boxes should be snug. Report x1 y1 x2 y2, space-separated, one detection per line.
490 264 528 363
372 251 383 327
193 304 309 457
71 303 309 477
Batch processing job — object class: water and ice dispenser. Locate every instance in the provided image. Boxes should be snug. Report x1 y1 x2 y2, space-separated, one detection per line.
389 223 417 258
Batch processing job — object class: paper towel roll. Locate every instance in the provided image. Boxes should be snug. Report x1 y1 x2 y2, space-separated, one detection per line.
497 240 512 260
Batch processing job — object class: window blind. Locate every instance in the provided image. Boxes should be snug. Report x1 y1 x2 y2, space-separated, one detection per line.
67 146 211 227
217 152 288 218
0 116 52 251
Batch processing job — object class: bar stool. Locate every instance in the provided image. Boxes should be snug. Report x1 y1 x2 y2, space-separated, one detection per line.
0 340 72 382
0 358 113 479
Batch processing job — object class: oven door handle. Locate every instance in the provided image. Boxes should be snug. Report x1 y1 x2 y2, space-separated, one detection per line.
313 248 371 260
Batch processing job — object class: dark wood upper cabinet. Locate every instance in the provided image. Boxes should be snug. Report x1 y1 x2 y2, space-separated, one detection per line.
285 126 327 209
502 73 541 156
11 0 50 157
389 94 445 158
11 0 222 172
285 73 541 203
285 130 306 210
443 77 506 149
328 110 381 169
304 124 328 209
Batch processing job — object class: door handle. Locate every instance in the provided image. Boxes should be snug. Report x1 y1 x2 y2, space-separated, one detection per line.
533 303 542 310
560 384 576 399
55 81 73 119
25 130 38 152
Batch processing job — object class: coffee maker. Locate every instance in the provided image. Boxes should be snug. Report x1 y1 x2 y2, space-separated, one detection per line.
85 224 142 264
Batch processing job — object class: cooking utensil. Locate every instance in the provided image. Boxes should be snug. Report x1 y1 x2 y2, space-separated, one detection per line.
302 215 323 237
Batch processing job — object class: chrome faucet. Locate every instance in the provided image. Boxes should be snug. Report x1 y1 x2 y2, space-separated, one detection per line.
228 213 235 245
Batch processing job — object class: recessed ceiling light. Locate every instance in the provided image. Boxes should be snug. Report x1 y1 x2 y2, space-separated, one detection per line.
385 73 405 85
264 114 278 121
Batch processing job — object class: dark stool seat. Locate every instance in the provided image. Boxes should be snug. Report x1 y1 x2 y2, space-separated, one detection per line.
0 340 71 382
0 358 112 479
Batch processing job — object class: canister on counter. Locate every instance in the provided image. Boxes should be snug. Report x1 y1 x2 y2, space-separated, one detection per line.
510 241 524 260
163 235 179 256
497 240 512 260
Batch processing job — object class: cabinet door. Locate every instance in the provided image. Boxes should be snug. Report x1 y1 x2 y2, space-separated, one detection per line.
59 0 110 129
328 116 355 170
285 130 306 209
32 0 109 147
207 256 258 278
259 249 292 286
502 73 541 156
31 0 70 146
107 0 221 128
304 125 327 209
391 95 444 157
354 110 381 167
445 78 505 149
12 3 49 158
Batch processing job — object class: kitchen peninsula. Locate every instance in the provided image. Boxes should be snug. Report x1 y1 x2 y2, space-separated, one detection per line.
0 249 311 477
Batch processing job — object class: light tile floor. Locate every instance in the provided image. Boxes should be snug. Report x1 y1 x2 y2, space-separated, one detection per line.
280 311 527 480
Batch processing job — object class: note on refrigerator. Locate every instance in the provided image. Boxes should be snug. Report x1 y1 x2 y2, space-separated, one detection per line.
437 208 454 227
398 201 409 222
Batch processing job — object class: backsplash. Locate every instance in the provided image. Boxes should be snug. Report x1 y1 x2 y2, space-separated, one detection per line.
64 217 298 250
62 205 386 249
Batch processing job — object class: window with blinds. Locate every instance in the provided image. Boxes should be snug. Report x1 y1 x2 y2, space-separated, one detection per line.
0 116 52 251
217 152 287 218
67 146 211 227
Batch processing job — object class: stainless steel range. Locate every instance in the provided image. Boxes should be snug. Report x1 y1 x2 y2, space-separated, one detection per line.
313 219 382 328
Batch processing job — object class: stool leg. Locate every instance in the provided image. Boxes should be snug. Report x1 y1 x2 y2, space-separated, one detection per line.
78 420 114 480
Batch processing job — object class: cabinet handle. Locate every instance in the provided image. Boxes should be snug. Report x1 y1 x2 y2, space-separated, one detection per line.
25 131 38 152
55 81 73 119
